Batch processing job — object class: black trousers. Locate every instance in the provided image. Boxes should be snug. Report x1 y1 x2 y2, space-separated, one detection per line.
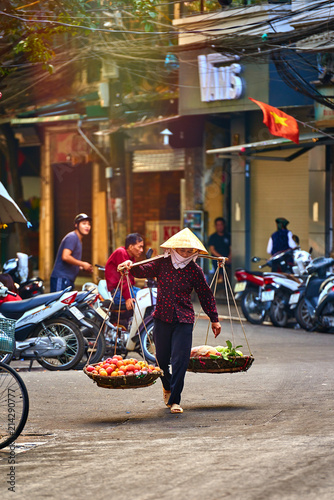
153 318 193 406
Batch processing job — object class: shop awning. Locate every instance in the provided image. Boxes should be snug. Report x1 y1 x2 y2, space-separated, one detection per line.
10 114 82 125
93 115 180 136
206 132 334 161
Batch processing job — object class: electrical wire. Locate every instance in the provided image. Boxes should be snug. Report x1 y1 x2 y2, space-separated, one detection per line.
2 1 334 114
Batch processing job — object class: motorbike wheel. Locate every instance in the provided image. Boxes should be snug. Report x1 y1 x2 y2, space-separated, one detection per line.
295 297 316 331
0 351 13 364
139 319 156 363
74 318 106 370
36 318 85 370
240 289 266 325
269 292 289 327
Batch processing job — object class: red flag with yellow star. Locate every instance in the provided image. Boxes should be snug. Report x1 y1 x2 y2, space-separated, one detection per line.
249 98 299 144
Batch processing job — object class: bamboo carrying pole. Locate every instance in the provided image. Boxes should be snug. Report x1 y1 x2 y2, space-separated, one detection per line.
118 254 227 272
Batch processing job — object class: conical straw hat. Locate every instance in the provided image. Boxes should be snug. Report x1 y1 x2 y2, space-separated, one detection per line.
160 227 208 254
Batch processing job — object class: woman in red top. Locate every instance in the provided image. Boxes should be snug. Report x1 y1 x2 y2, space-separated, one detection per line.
119 228 221 414
0 274 22 305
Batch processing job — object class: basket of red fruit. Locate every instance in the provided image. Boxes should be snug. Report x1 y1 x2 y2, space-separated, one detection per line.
187 341 254 374
84 355 163 389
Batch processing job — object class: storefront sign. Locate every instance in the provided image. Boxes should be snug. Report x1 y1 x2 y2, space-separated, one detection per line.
314 87 334 122
198 54 243 102
145 221 180 256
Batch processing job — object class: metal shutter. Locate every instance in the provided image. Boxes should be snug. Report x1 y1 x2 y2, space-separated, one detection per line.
133 149 185 172
251 151 309 261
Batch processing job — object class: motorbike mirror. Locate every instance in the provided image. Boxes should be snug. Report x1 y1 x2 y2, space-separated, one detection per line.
308 247 313 254
95 264 105 272
252 257 261 262
146 248 153 259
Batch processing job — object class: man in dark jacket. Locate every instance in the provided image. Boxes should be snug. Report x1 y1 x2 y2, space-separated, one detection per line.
267 217 297 271
267 218 297 256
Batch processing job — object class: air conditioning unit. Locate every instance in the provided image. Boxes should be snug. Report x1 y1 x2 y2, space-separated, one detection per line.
98 82 110 107
101 59 119 80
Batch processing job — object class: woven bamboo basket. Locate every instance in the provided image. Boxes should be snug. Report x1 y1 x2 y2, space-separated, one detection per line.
83 365 163 389
187 356 254 374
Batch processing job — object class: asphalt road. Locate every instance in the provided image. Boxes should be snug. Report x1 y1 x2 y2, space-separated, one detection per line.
1 315 334 500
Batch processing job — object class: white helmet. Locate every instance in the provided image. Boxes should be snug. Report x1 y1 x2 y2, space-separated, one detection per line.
293 250 312 276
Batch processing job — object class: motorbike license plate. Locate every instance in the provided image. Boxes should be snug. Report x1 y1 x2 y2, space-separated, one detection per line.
234 282 246 292
261 290 275 302
289 293 300 305
96 307 108 320
70 306 84 320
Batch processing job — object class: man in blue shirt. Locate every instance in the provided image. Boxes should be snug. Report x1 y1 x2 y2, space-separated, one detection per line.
208 217 231 282
50 213 93 292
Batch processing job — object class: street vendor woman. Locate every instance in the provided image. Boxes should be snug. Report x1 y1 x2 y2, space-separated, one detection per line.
118 228 221 414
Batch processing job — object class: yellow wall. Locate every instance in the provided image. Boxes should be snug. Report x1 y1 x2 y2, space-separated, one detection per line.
92 162 108 269
204 121 227 237
39 135 54 281
251 151 309 266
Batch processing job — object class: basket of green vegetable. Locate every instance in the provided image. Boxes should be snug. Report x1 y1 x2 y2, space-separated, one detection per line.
187 341 254 373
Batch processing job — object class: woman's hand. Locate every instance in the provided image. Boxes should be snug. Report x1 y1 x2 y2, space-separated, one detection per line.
117 260 133 272
211 322 221 338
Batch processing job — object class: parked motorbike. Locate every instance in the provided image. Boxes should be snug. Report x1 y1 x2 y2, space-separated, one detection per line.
82 261 157 363
234 248 311 325
313 274 334 331
267 248 313 327
2 252 44 298
0 285 85 370
291 257 334 331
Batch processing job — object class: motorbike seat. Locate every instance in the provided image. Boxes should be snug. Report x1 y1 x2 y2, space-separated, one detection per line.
235 267 263 277
280 273 303 283
243 270 264 277
0 290 68 318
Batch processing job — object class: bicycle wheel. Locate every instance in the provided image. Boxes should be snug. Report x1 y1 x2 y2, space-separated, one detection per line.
0 362 29 449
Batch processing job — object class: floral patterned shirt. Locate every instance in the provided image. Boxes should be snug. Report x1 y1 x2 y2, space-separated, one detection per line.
131 256 219 324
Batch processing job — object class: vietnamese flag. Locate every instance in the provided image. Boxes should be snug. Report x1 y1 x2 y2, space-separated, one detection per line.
249 98 299 144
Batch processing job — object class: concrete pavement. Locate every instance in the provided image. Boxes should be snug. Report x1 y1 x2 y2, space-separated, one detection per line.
1 317 334 499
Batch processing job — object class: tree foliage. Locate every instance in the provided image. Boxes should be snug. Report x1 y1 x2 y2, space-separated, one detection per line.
0 0 161 76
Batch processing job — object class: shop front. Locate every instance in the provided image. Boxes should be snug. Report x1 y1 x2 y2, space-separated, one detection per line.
177 46 320 275
39 119 109 282
208 134 330 275
123 116 209 256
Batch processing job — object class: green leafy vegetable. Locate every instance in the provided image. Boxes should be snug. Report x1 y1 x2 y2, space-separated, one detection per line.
216 340 243 359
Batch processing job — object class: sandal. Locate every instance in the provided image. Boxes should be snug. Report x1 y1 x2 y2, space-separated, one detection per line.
163 389 171 407
170 404 183 414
